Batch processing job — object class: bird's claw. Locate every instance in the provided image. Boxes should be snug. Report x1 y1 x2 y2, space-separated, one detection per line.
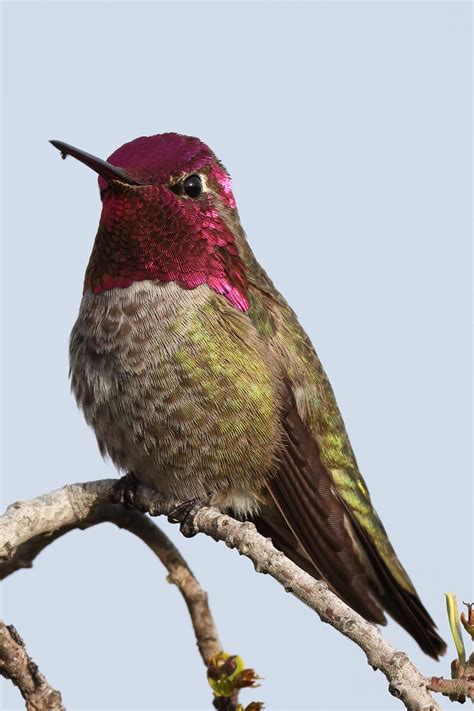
110 472 141 509
168 498 205 538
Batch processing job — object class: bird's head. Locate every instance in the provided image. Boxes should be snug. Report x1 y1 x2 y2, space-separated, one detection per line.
51 133 249 310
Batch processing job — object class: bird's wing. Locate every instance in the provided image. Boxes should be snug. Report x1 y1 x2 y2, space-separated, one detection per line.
245 274 446 659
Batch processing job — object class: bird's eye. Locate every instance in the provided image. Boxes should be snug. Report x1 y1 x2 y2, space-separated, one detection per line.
183 174 202 199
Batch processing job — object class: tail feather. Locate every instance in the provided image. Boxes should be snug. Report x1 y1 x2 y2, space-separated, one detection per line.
351 516 447 658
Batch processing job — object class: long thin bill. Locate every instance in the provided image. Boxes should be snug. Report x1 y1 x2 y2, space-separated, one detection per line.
50 140 145 185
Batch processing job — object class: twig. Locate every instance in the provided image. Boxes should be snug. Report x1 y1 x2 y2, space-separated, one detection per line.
428 675 474 701
0 621 65 711
99 505 223 666
0 478 464 711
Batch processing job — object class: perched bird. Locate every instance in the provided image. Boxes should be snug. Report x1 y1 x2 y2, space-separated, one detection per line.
51 133 445 659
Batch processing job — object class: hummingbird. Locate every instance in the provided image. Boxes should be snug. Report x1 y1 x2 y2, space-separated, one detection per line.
51 133 445 659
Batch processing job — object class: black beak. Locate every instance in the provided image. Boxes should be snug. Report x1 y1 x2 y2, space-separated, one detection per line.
49 140 145 186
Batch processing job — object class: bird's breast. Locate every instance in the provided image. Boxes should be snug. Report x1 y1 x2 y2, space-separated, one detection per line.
69 280 282 511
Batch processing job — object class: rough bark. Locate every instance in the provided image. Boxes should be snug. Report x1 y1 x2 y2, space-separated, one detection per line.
0 622 65 711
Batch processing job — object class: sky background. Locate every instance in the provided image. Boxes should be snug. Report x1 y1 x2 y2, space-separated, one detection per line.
1 1 472 710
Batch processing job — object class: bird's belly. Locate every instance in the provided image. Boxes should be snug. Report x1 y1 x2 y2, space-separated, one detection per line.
70 281 282 512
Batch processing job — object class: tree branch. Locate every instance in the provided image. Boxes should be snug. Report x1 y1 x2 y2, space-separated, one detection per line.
0 500 222 668
0 621 65 711
0 478 466 710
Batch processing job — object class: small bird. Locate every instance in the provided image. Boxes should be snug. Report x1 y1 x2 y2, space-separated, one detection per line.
51 133 445 658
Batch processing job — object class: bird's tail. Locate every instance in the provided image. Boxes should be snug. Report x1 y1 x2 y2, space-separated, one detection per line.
252 496 446 659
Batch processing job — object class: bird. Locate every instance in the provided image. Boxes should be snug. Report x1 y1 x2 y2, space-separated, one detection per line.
51 133 446 659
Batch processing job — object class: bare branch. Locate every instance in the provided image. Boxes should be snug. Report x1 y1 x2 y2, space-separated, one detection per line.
0 480 115 558
0 500 222 668
190 508 442 711
0 478 461 711
0 621 65 711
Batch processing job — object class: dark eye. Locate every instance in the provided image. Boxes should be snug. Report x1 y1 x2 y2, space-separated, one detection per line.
183 174 202 199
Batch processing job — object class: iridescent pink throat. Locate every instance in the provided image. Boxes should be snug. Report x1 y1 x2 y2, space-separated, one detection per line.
84 184 249 312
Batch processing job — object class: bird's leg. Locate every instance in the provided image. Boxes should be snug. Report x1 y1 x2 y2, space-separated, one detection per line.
110 471 142 510
168 496 212 538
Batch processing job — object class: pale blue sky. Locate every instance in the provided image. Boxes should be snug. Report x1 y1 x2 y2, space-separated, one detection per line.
2 2 472 710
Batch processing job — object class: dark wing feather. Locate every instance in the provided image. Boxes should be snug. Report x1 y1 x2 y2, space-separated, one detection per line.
253 387 446 658
258 389 387 624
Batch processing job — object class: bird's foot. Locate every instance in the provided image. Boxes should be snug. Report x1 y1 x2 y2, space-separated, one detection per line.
110 472 142 510
168 497 210 538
